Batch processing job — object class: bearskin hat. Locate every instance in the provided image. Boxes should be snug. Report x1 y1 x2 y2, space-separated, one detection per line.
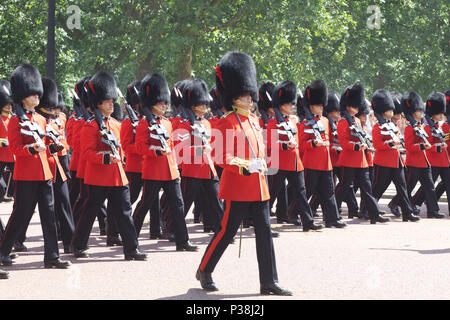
257 81 275 111
391 92 403 115
371 89 395 115
0 79 13 109
272 80 298 109
57 92 64 110
86 71 117 108
38 77 59 109
180 78 211 109
10 63 43 104
215 51 258 110
209 85 223 111
401 91 424 115
74 76 90 107
356 99 371 118
324 91 340 115
304 80 328 107
126 80 141 107
425 92 446 116
340 83 365 112
139 73 170 109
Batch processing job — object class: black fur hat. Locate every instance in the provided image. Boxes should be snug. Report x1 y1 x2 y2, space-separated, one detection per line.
401 91 424 115
324 91 340 114
111 102 123 121
272 80 297 109
425 92 446 116
209 85 223 111
296 90 306 119
391 92 403 115
10 63 43 104
305 80 328 107
215 51 258 110
356 99 371 117
257 81 275 111
0 79 13 109
74 76 90 107
126 80 141 107
170 80 188 108
371 89 395 115
38 77 59 109
444 90 450 114
86 71 117 108
139 73 170 109
181 78 211 108
340 83 365 112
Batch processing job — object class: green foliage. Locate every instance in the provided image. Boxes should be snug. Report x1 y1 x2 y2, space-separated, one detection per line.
0 0 448 106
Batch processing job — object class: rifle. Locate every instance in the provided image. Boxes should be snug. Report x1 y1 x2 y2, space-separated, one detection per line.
67 88 83 120
343 111 374 152
45 121 65 152
303 101 327 146
404 113 430 147
117 87 139 132
93 107 121 159
326 115 342 153
424 114 446 144
141 106 171 153
273 107 298 148
13 102 46 150
374 112 404 150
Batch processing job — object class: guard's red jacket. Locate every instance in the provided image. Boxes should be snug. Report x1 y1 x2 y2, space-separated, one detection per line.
404 123 430 168
0 115 14 163
298 116 333 171
175 118 217 179
80 117 128 187
424 122 450 168
8 112 53 181
372 122 404 168
120 117 143 173
46 120 67 183
217 110 270 202
135 116 179 181
337 117 369 168
68 118 84 172
54 112 68 157
266 116 303 172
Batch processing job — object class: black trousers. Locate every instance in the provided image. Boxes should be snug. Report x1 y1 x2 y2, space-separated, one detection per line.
199 200 278 284
371 164 413 215
0 180 59 261
335 167 381 219
58 155 71 180
71 185 138 253
391 166 440 214
333 167 359 213
412 166 450 211
69 171 81 208
132 178 189 245
0 161 15 199
53 171 75 246
304 169 341 224
268 179 288 219
181 176 223 232
269 170 314 226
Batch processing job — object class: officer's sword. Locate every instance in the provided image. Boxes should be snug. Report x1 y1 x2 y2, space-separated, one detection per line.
4 170 12 199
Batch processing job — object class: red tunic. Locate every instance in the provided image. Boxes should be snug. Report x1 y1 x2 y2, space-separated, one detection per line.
55 112 68 157
81 117 128 187
46 120 67 183
424 123 450 168
298 116 333 171
217 111 270 202
404 124 430 168
135 116 179 181
8 113 53 181
337 117 369 168
0 115 14 163
68 118 84 171
120 117 143 173
372 123 404 168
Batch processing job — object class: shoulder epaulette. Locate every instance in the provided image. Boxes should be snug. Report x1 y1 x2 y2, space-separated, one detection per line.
222 111 233 119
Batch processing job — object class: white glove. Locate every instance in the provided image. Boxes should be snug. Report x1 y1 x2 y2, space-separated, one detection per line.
249 158 267 174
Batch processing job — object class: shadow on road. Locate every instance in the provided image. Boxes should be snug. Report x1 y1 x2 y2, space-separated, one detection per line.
156 288 261 300
369 247 450 255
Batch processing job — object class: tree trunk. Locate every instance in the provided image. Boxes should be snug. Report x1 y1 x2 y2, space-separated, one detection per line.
135 51 154 80
176 45 192 81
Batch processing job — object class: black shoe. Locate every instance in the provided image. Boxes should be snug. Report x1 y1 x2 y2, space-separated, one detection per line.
9 253 18 260
303 223 323 232
176 241 199 252
1 255 12 266
271 230 280 238
63 245 73 254
0 269 8 279
270 209 276 217
203 226 213 233
12 242 27 252
388 203 401 217
348 211 360 219
403 213 420 222
276 217 288 224
99 228 106 236
106 235 123 246
288 218 302 226
196 268 218 291
260 282 293 296
168 233 176 242
413 206 421 215
325 220 347 228
73 249 89 258
312 211 320 218
193 218 200 224
427 212 445 219
1 196 13 203
125 249 147 261
230 237 236 244
150 233 164 240
379 210 387 215
44 258 71 269
370 215 390 224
